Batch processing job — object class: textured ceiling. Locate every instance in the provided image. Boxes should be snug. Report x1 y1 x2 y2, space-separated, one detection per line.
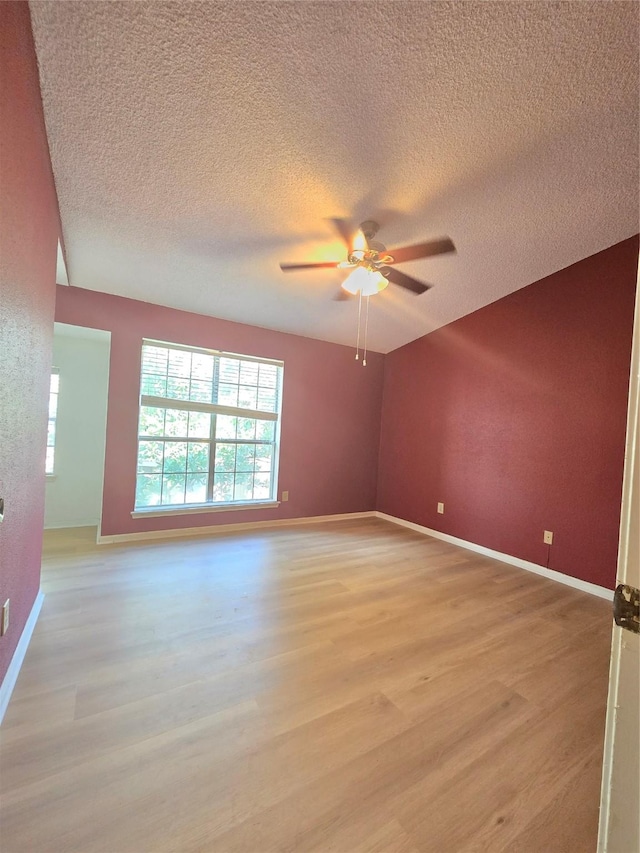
30 1 639 353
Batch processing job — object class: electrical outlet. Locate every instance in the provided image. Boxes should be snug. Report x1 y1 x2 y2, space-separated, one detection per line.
1 600 9 636
282 490 289 502
544 530 554 545
437 502 445 514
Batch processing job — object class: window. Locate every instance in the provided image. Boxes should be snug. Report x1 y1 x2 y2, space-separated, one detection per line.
46 369 59 475
135 340 283 511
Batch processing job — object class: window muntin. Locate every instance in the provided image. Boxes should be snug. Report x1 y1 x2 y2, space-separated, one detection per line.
46 369 59 475
135 341 282 510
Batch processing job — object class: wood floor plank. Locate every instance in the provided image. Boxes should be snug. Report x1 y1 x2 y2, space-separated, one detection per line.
0 519 610 852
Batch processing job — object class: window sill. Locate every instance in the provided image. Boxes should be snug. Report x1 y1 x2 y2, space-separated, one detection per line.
131 501 280 519
45 474 57 480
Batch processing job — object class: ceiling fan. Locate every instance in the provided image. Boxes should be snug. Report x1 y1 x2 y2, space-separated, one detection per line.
279 219 455 299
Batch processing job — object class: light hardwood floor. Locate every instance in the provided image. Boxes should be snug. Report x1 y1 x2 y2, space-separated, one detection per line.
0 519 612 852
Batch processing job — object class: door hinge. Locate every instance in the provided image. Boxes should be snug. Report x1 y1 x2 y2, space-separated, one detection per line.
613 584 640 634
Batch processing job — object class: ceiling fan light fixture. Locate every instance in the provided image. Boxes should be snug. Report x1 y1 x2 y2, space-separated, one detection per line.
341 265 369 294
342 266 388 296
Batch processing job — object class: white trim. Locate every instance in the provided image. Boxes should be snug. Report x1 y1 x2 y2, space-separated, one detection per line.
375 512 613 600
97 511 376 544
131 500 280 518
0 591 44 725
44 521 99 530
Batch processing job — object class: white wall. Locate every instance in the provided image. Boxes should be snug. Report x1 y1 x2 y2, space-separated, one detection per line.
44 326 110 528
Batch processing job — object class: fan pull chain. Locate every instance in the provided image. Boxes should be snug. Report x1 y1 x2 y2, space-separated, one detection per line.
355 290 363 360
362 295 370 367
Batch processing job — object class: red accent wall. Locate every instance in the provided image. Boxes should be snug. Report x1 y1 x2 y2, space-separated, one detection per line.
54 286 384 537
377 237 639 590
0 4 60 681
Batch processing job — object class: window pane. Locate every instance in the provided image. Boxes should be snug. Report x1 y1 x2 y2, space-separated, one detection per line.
216 415 236 439
189 380 212 403
50 373 60 393
168 349 191 378
191 353 214 381
186 473 207 503
258 363 277 387
188 411 211 438
219 358 239 384
215 444 236 472
163 442 187 473
256 420 274 441
218 383 238 407
166 377 190 400
234 473 253 501
254 473 271 500
257 387 276 412
238 385 257 409
138 440 163 473
236 444 255 472
141 374 167 396
136 474 161 506
213 473 234 502
47 420 56 447
140 406 165 436
162 473 186 504
255 444 273 472
239 361 259 386
187 443 209 473
45 447 55 475
164 409 189 437
237 418 257 440
142 346 168 376
48 394 58 419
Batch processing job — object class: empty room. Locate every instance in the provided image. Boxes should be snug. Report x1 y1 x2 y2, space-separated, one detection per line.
1 2 639 852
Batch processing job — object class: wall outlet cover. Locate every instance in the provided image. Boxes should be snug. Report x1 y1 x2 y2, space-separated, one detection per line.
437 502 445 514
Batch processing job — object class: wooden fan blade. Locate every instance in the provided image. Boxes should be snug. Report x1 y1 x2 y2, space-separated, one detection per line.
387 237 455 264
380 266 432 295
333 288 352 301
280 261 341 271
329 218 353 246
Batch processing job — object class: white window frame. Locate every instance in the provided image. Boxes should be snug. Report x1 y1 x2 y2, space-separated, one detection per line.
132 339 283 517
46 368 59 476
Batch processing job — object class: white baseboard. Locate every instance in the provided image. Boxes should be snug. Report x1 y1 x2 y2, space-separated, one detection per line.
0 590 44 725
97 511 377 544
44 521 99 530
375 512 613 600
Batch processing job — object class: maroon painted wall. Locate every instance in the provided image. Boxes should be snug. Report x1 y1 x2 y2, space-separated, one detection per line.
0 4 60 681
378 237 639 589
55 286 384 537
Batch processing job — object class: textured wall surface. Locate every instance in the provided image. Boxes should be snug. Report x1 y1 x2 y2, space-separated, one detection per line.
55 286 384 537
44 331 110 529
0 3 60 681
377 237 639 589
30 1 638 352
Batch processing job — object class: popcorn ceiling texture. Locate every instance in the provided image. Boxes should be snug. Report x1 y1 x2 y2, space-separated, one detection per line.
30 1 639 353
